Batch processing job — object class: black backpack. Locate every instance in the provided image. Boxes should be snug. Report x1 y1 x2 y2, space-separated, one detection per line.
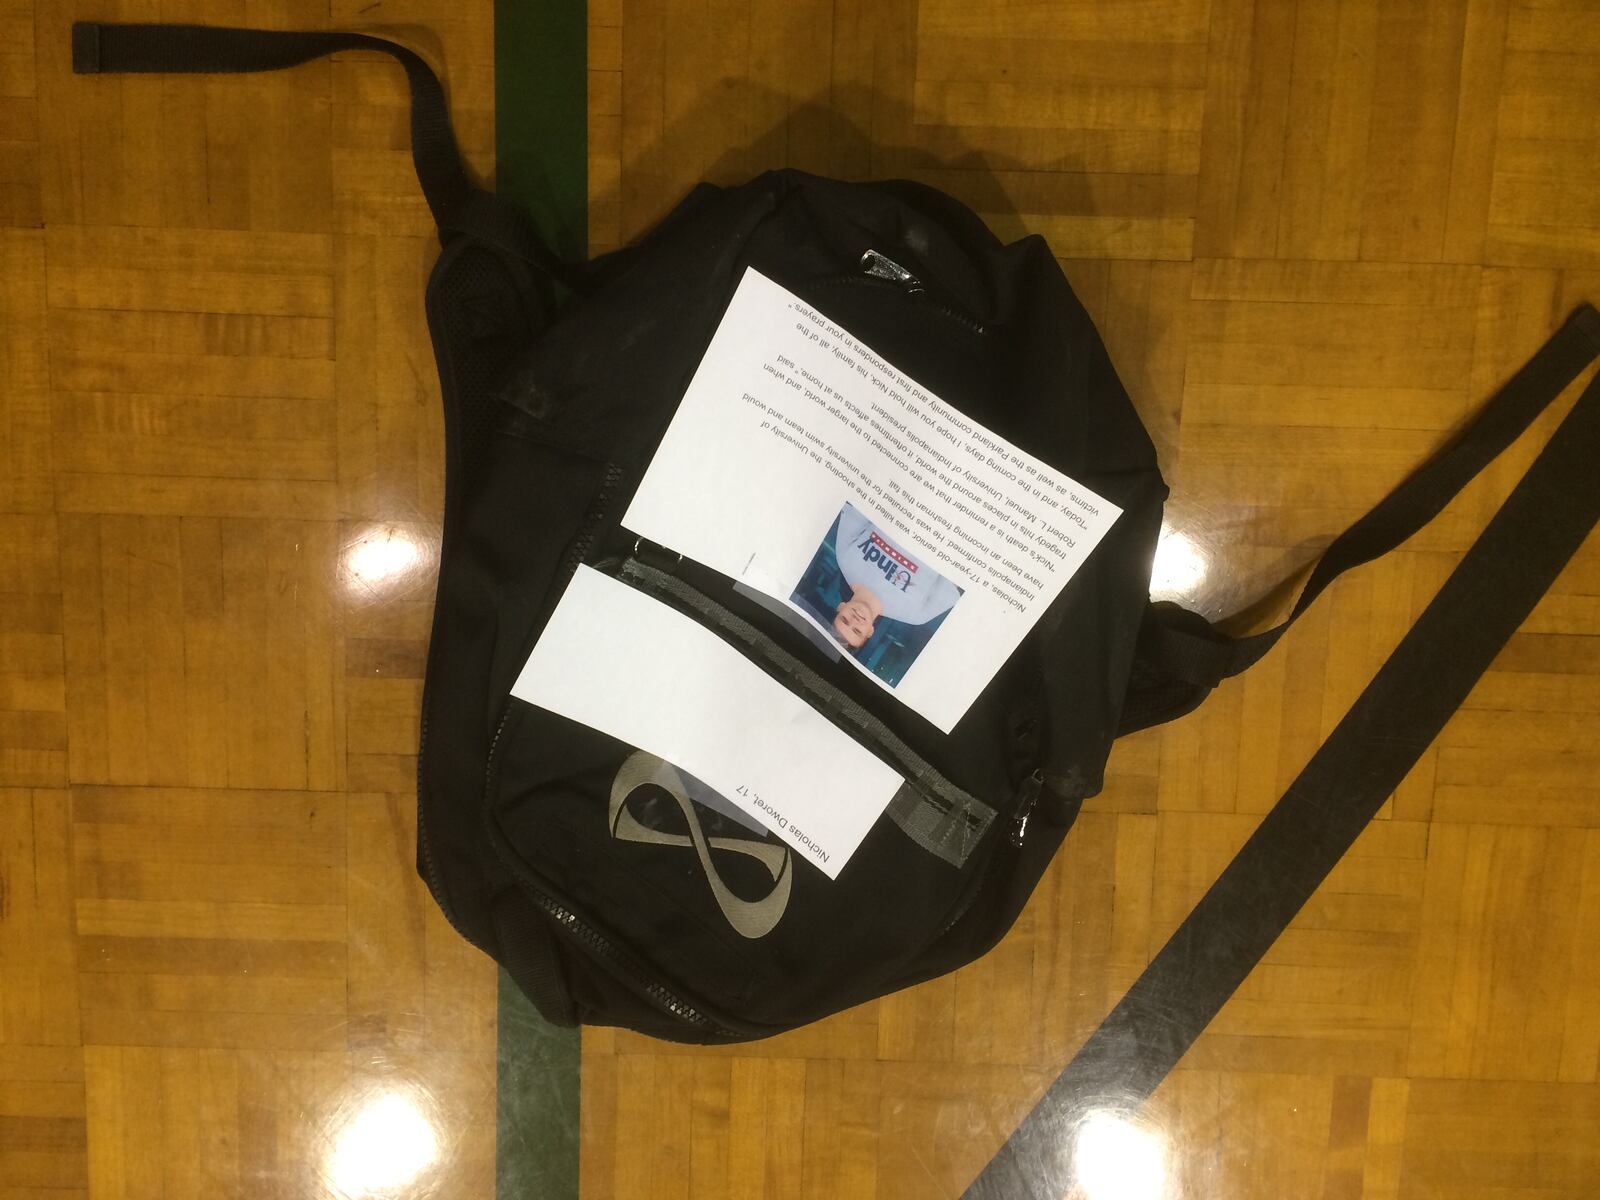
74 22 1600 1072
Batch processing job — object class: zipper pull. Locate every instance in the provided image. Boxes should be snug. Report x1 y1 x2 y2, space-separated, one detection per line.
631 536 684 574
1009 769 1044 846
859 249 924 294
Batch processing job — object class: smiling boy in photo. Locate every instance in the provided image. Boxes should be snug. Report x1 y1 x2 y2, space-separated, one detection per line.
789 502 963 686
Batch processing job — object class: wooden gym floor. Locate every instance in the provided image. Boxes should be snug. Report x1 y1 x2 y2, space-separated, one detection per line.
2 1 1598 1198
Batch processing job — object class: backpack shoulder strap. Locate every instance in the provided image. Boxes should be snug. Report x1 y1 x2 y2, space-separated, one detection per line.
69 22 571 992
971 314 1600 1198
73 22 472 234
1121 302 1600 735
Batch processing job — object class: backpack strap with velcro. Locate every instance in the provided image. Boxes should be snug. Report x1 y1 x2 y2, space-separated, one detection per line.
1120 302 1600 735
971 305 1600 1198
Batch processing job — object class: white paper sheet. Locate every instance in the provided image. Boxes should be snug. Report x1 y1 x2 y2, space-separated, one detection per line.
622 267 1123 731
511 566 903 879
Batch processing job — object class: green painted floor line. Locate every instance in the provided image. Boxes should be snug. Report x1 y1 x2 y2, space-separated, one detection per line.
492 3 587 1199
497 972 582 1200
496 0 588 260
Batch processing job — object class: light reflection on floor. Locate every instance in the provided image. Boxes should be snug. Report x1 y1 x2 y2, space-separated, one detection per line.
1075 1110 1169 1200
324 1083 444 1199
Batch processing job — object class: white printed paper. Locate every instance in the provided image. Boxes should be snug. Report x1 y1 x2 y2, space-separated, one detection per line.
511 566 903 878
623 267 1123 732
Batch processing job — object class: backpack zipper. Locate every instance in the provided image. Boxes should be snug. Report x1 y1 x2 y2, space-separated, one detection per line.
812 249 989 337
482 451 1026 1028
480 463 751 1039
1009 769 1044 846
482 751 745 1036
929 767 1043 944
611 555 1021 991
611 555 991 830
860 248 923 289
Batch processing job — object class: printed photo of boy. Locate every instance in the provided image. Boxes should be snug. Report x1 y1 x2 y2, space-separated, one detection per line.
788 501 963 687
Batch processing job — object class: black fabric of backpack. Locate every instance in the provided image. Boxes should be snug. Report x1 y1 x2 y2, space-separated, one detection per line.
427 143 1168 1044
75 24 1600 1052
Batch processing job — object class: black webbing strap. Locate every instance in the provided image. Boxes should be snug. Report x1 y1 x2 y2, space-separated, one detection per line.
965 338 1600 1199
71 22 473 233
1145 304 1600 690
